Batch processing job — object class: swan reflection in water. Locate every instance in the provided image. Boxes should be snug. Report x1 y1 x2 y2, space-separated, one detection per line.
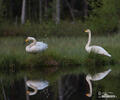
58 69 111 100
86 69 111 97
26 80 49 96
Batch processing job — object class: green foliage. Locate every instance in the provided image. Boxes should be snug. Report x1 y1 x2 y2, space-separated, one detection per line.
0 0 119 36
0 54 22 70
0 35 119 69
0 21 86 37
86 0 119 34
84 53 115 67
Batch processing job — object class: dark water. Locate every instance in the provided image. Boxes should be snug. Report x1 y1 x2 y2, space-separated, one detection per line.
0 65 119 100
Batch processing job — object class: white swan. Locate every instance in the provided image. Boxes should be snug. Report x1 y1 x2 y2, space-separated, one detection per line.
25 37 48 53
26 80 49 96
85 29 111 57
86 69 111 97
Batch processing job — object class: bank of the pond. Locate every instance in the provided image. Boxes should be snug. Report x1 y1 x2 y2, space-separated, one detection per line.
0 64 119 86
0 34 120 69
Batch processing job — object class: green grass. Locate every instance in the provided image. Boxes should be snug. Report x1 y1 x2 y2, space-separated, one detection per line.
0 34 120 69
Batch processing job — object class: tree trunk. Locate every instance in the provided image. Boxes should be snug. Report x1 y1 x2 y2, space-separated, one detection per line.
1 80 7 100
65 0 75 22
83 0 88 18
39 0 42 23
56 0 60 24
28 0 30 20
52 0 56 22
44 0 48 19
58 78 63 100
21 0 26 24
24 76 30 100
71 0 76 8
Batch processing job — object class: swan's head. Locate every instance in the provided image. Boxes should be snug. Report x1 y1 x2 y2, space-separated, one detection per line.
86 93 91 97
86 74 92 80
26 90 37 96
84 29 91 33
25 37 36 42
26 90 30 95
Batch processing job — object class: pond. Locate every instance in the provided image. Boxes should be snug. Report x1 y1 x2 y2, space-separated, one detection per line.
0 65 119 100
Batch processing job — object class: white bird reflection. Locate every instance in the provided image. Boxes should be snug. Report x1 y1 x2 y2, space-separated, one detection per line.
26 80 49 96
86 69 111 97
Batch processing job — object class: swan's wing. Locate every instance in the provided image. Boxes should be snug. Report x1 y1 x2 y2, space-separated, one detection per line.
91 69 111 81
37 81 49 90
29 42 47 52
27 80 49 90
91 46 111 57
36 42 48 49
36 42 48 47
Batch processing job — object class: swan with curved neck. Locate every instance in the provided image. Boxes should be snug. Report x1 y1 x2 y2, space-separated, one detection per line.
25 37 48 53
26 80 49 96
26 84 38 95
85 29 111 57
86 69 111 97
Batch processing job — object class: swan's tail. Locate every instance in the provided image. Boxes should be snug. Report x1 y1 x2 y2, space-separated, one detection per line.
105 53 111 57
107 53 111 57
91 69 112 81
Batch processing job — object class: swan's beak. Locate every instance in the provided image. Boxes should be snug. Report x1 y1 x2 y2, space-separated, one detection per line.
26 91 30 94
86 93 90 97
25 39 28 42
84 30 88 32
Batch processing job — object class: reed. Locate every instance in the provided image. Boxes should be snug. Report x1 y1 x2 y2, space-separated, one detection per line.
0 34 120 69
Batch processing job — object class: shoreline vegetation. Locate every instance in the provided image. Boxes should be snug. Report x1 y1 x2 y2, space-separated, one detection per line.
0 34 120 70
0 0 119 70
0 21 119 37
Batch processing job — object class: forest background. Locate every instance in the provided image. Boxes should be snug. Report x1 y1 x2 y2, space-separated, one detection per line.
0 0 120 37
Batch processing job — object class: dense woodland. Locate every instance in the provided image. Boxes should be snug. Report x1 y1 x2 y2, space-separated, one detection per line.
0 0 120 36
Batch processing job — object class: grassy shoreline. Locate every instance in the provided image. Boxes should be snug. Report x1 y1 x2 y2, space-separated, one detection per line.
0 34 120 69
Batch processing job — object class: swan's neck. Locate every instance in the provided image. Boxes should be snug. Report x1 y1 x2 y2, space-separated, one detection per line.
85 31 91 49
86 76 92 97
29 38 36 47
28 84 38 95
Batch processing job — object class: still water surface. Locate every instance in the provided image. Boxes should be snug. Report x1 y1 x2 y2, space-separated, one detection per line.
0 65 119 100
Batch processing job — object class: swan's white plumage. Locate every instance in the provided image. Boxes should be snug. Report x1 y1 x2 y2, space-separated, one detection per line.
25 37 48 53
26 80 49 96
26 80 49 90
86 69 111 97
85 29 111 57
91 69 111 81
